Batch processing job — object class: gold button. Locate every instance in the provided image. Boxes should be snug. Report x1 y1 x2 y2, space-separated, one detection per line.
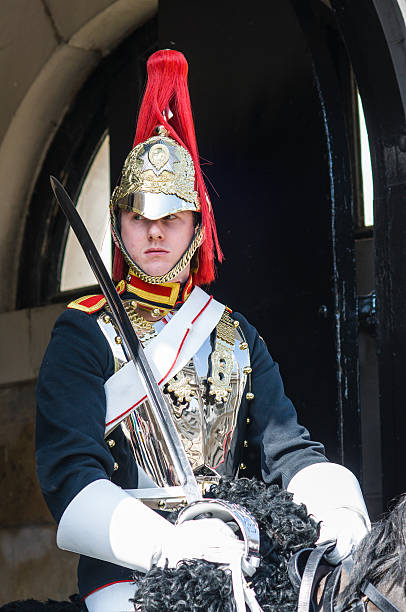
115 336 122 344
158 500 166 509
243 440 248 447
107 439 115 448
130 300 138 309
243 366 252 374
239 342 248 350
113 462 119 471
246 392 255 401
233 320 240 328
151 308 161 318
103 314 111 324
246 417 251 424
240 463 246 470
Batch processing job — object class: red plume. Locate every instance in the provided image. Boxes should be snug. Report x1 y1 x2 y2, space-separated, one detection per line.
132 49 222 286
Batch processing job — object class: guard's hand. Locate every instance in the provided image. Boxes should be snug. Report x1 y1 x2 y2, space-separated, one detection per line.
317 507 369 565
155 517 246 568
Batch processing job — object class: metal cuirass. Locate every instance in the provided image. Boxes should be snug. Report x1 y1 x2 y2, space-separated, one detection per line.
97 302 250 499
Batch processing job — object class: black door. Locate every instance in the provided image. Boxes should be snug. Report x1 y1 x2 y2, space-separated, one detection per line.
159 0 361 475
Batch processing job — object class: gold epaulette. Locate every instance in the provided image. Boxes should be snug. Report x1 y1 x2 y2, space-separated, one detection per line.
67 280 126 314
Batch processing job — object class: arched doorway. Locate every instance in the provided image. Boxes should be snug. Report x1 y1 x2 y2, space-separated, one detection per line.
17 19 157 309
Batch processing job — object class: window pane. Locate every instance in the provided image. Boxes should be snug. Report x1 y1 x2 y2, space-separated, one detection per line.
358 94 374 227
60 134 111 292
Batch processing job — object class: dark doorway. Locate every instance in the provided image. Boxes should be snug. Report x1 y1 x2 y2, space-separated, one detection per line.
159 1 361 481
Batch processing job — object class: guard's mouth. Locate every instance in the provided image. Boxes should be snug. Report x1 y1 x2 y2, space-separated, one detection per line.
144 248 169 254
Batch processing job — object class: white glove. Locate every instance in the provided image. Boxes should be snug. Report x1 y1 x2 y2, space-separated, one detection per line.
57 479 244 572
156 517 245 568
316 507 370 564
287 463 370 564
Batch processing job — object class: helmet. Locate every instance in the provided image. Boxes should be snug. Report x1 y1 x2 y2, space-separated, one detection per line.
111 49 222 286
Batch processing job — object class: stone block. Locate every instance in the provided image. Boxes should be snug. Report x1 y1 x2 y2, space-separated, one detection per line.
0 381 53 527
0 304 65 385
0 309 31 384
0 0 58 144
46 0 115 41
70 0 158 54
30 303 66 379
0 525 78 605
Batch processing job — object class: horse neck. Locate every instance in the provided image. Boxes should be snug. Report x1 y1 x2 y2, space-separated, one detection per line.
336 573 405 611
318 562 405 611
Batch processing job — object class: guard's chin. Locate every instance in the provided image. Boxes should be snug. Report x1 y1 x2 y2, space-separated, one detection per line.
140 261 174 277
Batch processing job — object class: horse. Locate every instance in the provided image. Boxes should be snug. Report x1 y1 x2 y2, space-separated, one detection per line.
132 478 319 611
2 483 405 612
334 494 406 611
131 481 406 612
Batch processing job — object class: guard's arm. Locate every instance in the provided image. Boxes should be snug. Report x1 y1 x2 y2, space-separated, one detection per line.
287 462 370 563
234 313 370 562
57 478 244 572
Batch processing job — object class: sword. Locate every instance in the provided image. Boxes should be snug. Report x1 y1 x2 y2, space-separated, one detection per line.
50 176 201 505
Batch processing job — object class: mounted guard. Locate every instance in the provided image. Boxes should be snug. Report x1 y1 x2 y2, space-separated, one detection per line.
36 50 370 612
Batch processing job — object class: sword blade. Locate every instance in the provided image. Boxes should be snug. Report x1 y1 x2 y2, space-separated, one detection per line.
50 176 201 504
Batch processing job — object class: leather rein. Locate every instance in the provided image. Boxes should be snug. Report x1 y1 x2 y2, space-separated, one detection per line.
289 541 402 612
340 582 402 612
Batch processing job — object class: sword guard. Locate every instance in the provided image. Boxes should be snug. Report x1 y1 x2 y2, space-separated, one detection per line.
176 498 261 572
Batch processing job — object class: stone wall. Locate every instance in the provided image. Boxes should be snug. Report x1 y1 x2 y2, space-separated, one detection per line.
0 1 156 604
0 304 79 604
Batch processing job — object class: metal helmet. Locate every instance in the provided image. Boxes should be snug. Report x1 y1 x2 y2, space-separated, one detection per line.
111 49 221 286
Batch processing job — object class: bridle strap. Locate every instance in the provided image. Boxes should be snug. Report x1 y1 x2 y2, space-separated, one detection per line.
361 582 402 612
322 564 343 611
297 541 337 612
293 544 401 612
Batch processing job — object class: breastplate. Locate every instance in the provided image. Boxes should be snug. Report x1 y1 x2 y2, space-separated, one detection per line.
97 303 250 492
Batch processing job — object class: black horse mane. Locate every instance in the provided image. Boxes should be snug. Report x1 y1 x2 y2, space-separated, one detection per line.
339 494 406 607
132 478 319 611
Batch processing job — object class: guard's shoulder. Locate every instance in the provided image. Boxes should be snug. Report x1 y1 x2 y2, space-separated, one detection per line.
229 310 251 330
231 311 264 345
67 293 106 314
66 280 126 314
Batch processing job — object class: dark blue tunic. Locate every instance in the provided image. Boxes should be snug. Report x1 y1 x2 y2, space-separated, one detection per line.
36 300 326 597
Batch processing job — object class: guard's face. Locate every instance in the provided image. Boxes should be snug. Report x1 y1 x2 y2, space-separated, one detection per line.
121 210 195 281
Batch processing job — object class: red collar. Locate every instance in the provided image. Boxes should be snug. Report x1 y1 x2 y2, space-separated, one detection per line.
125 269 193 312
